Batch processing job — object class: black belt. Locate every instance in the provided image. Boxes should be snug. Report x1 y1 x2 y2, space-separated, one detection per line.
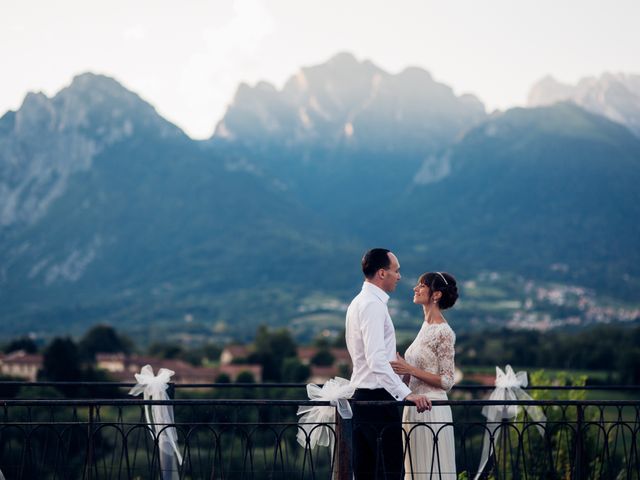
353 388 395 400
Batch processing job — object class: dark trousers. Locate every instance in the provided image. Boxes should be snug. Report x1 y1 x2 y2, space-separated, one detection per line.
352 388 404 480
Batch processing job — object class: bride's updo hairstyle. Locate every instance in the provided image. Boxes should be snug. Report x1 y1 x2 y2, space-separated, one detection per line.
419 272 459 310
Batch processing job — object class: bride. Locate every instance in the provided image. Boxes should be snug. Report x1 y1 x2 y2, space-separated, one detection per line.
390 272 458 479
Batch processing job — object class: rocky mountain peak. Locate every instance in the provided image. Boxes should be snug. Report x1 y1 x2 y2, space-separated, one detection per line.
397 66 434 84
213 52 486 147
527 75 573 106
527 72 640 137
14 92 56 136
325 51 360 69
0 74 185 229
54 73 183 139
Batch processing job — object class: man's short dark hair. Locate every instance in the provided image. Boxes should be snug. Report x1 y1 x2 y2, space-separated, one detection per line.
362 248 391 279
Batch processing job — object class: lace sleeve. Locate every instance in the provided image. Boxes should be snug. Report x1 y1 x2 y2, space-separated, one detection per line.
437 326 456 391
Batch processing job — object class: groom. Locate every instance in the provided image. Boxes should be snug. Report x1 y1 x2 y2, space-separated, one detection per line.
346 248 431 479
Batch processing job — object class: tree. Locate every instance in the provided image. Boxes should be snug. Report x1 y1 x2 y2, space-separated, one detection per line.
313 336 331 349
148 342 183 359
3 336 38 354
311 348 335 367
0 374 22 398
201 343 222 363
251 325 298 381
79 324 132 359
42 337 82 381
235 371 255 383
617 347 640 384
281 358 311 382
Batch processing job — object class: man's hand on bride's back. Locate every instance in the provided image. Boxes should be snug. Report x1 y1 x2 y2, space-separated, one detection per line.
405 393 432 413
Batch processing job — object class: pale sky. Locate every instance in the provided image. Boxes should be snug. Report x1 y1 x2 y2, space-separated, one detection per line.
2 0 639 139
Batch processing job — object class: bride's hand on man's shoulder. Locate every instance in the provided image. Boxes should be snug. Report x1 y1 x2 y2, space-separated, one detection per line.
390 352 413 375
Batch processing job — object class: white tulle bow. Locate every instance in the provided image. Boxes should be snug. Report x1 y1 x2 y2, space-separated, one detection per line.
475 365 546 480
296 377 355 449
129 365 182 480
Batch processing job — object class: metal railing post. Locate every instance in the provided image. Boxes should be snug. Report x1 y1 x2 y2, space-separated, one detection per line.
501 417 510 480
160 382 176 480
574 404 585 480
85 404 95 480
336 406 353 480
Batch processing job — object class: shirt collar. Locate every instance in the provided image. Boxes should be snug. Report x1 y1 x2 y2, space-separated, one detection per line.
362 281 390 305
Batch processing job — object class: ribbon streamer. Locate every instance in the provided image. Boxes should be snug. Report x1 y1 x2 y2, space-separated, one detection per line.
296 376 355 450
129 365 183 480
475 365 546 480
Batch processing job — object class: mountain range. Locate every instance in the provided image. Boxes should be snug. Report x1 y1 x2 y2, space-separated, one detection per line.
528 72 640 137
1 52 639 340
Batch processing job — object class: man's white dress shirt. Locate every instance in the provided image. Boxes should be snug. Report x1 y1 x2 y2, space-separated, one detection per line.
346 282 412 400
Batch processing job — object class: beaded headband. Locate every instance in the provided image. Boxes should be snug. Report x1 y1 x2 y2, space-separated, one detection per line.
436 272 448 285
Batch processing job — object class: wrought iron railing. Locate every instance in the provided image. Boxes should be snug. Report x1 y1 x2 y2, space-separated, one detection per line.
0 384 638 479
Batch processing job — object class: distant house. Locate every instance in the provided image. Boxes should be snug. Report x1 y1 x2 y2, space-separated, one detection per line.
0 350 43 381
96 353 262 383
295 346 352 383
297 347 351 367
97 353 214 382
220 345 251 365
296 347 317 365
330 348 351 367
96 352 127 373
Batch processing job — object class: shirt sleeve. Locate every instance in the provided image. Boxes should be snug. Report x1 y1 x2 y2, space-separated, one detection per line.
360 301 412 400
436 327 456 392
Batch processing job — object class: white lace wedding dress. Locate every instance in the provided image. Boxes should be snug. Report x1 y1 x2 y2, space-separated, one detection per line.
403 321 457 479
